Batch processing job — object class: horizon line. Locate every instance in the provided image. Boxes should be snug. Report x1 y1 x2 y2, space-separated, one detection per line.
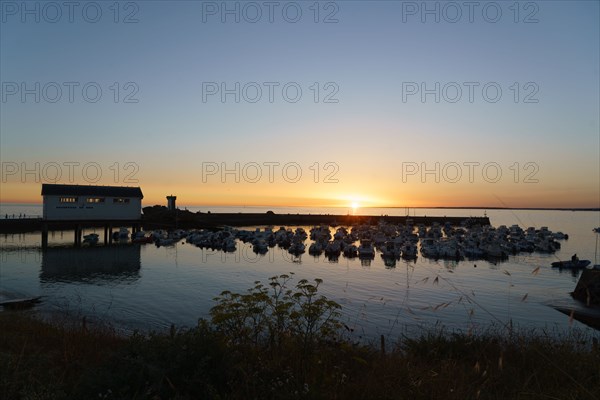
1 201 598 212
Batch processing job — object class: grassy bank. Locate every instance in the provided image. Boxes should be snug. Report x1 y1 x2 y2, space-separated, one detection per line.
1 278 599 400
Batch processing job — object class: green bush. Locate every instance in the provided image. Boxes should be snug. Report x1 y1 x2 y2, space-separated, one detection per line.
210 274 342 351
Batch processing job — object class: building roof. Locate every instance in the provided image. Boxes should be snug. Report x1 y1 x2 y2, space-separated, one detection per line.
41 184 143 198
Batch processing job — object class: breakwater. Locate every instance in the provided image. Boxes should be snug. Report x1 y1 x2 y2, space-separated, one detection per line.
140 206 490 230
175 213 489 228
0 209 490 233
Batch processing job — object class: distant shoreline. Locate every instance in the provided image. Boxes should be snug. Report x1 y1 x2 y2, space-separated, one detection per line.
379 207 600 212
0 202 598 212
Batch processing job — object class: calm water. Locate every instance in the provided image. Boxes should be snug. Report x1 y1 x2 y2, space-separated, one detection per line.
1 207 599 341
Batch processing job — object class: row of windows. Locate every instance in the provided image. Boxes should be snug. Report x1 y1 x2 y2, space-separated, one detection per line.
59 197 130 204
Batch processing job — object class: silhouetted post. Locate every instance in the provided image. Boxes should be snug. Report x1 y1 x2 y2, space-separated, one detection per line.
41 223 48 248
74 224 82 247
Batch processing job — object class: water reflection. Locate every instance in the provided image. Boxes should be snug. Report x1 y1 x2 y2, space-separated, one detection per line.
41 245 141 284
0 208 597 337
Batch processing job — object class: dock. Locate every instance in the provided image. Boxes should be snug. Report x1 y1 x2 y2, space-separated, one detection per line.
0 218 142 247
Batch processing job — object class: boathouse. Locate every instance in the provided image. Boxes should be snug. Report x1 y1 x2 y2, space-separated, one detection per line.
42 184 143 221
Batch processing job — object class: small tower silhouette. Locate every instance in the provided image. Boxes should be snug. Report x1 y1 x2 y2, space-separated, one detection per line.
167 195 177 211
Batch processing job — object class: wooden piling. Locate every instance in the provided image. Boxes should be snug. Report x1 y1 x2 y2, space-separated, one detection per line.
41 223 48 248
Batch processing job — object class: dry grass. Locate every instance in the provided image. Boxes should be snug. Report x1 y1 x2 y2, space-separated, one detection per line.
0 311 123 400
1 313 599 400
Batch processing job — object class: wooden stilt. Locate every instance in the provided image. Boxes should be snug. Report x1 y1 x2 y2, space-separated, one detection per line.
41 223 48 248
74 224 82 246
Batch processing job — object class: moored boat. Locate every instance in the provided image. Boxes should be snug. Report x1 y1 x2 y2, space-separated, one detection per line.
308 242 323 255
357 239 375 258
551 260 591 269
132 231 153 243
83 233 99 244
133 235 154 244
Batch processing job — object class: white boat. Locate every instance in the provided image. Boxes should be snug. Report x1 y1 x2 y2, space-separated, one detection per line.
83 233 99 244
223 237 236 252
152 230 168 240
133 231 147 239
401 242 418 259
132 232 153 244
253 239 268 254
288 241 306 255
358 239 375 258
483 243 506 258
382 254 397 268
380 241 401 259
171 229 188 240
156 237 175 246
343 244 358 258
420 242 440 259
325 240 342 256
309 242 323 255
112 227 130 241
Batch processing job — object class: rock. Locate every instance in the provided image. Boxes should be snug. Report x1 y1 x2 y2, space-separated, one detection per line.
572 269 600 306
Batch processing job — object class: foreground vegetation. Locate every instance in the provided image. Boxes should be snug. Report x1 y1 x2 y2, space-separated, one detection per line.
1 275 599 400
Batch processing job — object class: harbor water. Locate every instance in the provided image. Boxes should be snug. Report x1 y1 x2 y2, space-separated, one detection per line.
1 206 599 341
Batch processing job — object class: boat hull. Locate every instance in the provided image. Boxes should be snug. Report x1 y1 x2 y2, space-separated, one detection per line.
551 260 591 269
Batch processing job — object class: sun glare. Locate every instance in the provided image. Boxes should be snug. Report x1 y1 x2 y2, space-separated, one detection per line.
334 194 386 209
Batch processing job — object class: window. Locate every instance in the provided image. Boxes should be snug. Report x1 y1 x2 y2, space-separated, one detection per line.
113 198 130 204
60 197 77 203
86 197 105 203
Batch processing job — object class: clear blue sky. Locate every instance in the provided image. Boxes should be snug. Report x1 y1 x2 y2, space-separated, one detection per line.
1 1 598 207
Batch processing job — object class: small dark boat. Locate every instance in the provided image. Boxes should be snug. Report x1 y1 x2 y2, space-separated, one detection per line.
551 260 591 269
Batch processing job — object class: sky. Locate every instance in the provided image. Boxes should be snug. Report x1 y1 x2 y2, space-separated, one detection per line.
1 0 599 209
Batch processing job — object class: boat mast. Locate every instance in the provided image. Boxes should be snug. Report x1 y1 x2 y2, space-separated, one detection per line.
595 232 599 266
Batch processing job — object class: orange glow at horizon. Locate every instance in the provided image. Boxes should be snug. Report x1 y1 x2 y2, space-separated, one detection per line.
2 180 599 210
